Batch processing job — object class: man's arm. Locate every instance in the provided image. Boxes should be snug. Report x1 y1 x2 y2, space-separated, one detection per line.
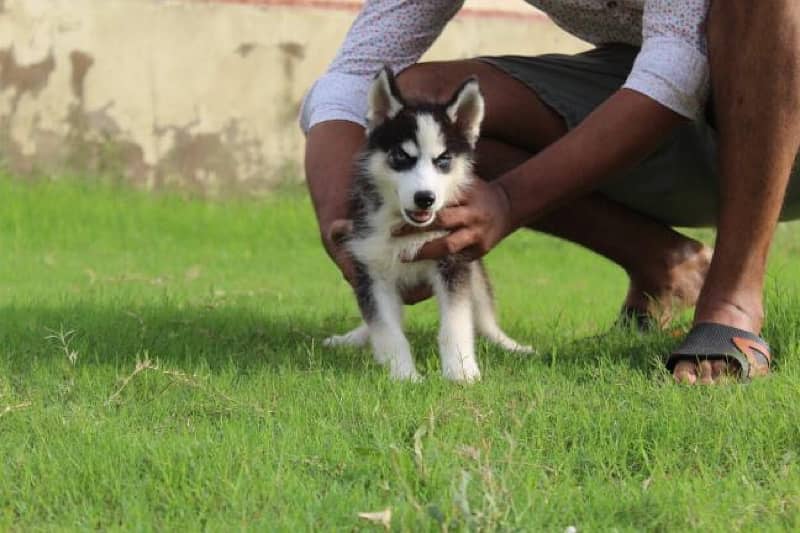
411 0 710 261
305 120 364 285
500 89 686 228
410 89 687 261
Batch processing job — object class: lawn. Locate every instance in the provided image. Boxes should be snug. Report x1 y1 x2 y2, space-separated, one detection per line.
3 175 800 531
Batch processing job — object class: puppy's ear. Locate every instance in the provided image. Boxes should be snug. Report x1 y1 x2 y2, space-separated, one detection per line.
446 77 484 147
367 67 404 132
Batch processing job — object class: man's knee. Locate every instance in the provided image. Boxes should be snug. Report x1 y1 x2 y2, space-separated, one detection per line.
396 61 479 103
709 0 800 97
709 0 800 49
710 1 800 159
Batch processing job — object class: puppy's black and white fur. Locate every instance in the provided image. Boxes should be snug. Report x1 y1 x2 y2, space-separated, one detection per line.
324 67 532 382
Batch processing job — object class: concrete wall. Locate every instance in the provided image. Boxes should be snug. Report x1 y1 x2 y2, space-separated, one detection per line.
0 0 587 194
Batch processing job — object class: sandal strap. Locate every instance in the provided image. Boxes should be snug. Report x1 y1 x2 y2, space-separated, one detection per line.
667 322 771 379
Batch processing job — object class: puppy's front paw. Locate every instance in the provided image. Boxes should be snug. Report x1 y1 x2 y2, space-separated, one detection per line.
388 361 422 382
442 362 481 383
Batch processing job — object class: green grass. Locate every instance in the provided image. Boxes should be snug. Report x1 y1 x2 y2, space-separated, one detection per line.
3 175 800 531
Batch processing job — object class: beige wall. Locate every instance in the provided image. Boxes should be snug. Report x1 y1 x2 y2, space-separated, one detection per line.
0 0 587 194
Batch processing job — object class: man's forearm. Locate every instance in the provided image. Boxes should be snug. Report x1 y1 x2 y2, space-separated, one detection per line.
497 89 687 229
305 120 365 229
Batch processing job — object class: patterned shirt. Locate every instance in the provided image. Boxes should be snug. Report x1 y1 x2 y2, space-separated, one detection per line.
300 0 710 133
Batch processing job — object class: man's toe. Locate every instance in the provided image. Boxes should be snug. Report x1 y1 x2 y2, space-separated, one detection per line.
673 360 698 384
698 360 715 384
710 359 733 381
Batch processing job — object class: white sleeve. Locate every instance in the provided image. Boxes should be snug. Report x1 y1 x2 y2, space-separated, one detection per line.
622 0 711 120
299 0 464 133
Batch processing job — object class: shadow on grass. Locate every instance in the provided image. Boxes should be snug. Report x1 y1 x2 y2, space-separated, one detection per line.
554 326 682 381
0 303 371 374
0 302 700 382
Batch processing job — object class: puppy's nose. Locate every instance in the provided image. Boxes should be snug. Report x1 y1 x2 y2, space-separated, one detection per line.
414 190 436 209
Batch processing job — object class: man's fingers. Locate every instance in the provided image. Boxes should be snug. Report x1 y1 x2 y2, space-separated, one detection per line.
410 228 477 261
402 285 433 305
459 245 484 262
335 251 358 287
437 206 481 228
328 219 354 245
322 219 360 287
410 238 449 261
391 223 438 237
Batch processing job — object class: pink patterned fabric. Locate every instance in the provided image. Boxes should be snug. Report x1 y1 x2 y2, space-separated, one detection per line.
300 0 710 132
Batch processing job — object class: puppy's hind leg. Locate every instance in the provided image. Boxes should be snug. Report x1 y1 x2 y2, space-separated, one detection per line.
471 263 534 354
323 322 370 348
435 261 481 383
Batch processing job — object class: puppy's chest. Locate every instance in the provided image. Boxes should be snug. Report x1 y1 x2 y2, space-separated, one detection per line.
349 229 447 286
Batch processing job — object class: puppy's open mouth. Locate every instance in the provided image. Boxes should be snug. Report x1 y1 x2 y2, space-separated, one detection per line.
403 209 435 226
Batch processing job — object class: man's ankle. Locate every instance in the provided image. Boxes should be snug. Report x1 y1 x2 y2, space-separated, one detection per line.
626 241 711 300
693 297 764 334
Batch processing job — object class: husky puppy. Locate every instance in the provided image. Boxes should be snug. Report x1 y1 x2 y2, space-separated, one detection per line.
324 67 532 382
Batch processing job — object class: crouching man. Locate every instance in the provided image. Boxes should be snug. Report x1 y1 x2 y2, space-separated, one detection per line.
302 1 800 384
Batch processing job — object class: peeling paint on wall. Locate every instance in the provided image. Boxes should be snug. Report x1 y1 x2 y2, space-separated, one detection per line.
278 41 304 127
0 0 587 194
0 47 55 107
236 43 257 57
69 50 93 100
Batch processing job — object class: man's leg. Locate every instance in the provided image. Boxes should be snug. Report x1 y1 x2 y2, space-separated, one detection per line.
398 61 711 322
674 2 800 384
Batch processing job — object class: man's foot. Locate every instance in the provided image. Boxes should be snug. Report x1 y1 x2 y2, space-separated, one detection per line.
669 323 771 384
621 240 713 328
672 291 765 384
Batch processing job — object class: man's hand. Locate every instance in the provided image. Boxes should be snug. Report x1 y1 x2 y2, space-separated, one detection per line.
323 218 357 286
305 120 364 287
394 180 515 262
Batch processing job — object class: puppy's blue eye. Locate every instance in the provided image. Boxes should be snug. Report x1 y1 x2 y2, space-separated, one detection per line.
388 148 414 168
434 152 452 172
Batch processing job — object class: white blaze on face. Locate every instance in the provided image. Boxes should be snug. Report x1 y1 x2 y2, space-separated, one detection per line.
393 114 446 216
415 114 446 159
390 113 469 227
401 140 419 158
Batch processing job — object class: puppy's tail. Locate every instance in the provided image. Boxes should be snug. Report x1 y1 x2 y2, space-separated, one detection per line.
471 263 534 354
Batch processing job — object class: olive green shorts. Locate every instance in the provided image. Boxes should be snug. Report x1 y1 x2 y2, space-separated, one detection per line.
481 45 800 227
